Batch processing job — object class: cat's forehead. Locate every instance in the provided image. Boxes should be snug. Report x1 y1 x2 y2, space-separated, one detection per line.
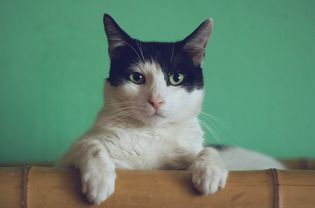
137 41 178 70
130 60 163 74
141 41 175 55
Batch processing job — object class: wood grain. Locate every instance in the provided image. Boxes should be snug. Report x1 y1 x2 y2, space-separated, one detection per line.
0 166 314 208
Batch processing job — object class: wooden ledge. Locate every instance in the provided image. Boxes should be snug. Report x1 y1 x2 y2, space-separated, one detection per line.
1 166 315 208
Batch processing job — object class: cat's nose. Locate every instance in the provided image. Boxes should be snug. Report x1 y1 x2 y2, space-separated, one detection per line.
148 98 164 110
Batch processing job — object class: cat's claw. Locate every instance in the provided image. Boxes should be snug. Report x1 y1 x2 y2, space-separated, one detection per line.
81 169 116 205
191 163 228 195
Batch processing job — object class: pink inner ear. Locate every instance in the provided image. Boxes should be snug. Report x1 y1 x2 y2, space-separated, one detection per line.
103 14 133 60
194 51 205 66
186 49 205 66
182 18 213 66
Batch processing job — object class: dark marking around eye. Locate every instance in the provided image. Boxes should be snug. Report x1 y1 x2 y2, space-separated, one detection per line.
107 41 204 92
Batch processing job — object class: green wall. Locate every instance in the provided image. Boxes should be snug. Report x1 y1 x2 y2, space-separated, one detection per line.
1 0 314 163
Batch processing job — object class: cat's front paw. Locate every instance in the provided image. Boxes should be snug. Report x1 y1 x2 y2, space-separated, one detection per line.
81 168 116 205
191 163 228 195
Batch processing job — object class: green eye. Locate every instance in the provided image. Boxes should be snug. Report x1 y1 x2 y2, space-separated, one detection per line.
129 72 145 84
169 73 185 86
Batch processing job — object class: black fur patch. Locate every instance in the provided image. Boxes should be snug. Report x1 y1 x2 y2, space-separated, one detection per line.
107 40 204 92
103 14 211 92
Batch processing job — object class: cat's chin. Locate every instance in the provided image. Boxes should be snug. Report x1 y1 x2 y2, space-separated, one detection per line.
141 113 169 127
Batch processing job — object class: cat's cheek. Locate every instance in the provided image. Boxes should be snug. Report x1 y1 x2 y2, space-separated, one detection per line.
110 82 140 102
135 105 154 119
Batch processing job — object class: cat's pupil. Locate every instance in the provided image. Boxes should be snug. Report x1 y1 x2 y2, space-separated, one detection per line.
133 73 142 81
173 73 182 82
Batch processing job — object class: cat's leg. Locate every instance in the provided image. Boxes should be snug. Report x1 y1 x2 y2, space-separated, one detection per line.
190 147 228 195
61 138 116 205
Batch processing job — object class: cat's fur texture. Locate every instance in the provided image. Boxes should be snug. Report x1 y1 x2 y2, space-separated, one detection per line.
60 14 285 205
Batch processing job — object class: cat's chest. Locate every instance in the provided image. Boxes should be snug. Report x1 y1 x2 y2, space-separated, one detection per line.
103 126 197 169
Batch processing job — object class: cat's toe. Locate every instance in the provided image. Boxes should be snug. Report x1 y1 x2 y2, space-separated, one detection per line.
192 164 228 195
81 169 116 205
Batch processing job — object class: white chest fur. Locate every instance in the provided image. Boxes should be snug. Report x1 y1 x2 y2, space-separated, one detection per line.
92 117 204 170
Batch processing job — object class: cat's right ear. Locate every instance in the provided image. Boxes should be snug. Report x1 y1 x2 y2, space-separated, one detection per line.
181 18 213 66
103 14 132 59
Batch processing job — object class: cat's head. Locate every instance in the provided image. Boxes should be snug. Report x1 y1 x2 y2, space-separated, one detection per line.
103 14 212 126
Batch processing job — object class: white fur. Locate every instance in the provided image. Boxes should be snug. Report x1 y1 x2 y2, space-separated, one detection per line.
60 60 283 204
219 147 285 170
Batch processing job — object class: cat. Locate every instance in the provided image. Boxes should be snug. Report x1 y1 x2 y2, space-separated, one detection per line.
60 14 285 205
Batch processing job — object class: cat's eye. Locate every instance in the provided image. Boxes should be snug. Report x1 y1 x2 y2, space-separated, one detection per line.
169 73 185 86
129 72 145 84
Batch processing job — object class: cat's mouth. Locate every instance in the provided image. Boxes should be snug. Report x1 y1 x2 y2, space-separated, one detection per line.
149 111 166 119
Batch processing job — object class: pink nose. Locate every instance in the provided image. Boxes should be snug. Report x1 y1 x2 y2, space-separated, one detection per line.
148 99 164 110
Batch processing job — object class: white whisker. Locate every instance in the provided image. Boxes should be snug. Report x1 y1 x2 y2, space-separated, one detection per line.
121 40 143 64
172 53 185 67
199 118 225 145
136 40 145 62
200 111 231 131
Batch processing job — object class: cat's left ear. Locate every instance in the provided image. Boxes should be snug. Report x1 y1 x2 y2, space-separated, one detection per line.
181 18 213 66
103 14 133 59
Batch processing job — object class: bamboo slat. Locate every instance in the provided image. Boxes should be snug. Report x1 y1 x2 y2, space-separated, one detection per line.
0 167 23 208
0 166 314 208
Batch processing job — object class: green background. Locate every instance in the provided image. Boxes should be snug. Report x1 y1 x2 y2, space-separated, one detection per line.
1 0 314 164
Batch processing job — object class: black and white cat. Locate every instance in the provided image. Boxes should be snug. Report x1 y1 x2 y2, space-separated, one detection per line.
61 14 285 205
